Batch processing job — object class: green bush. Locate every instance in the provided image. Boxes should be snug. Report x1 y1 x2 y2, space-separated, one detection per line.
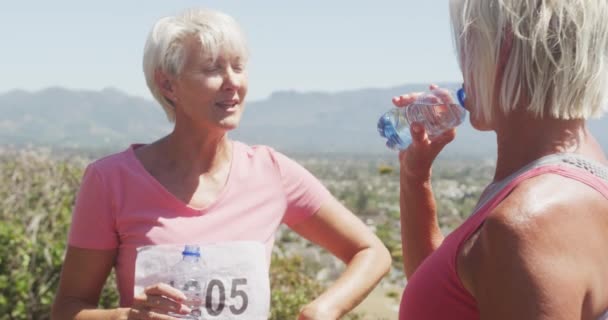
269 254 324 319
0 149 345 319
0 149 82 319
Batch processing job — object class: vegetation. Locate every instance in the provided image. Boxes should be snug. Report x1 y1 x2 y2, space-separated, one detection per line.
0 147 494 319
0 148 81 319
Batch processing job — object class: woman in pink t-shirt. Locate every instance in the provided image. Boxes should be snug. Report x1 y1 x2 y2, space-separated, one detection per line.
394 1 608 319
51 8 391 320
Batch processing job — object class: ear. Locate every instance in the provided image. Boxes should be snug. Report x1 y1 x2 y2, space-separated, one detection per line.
493 24 515 108
154 69 177 105
497 25 514 68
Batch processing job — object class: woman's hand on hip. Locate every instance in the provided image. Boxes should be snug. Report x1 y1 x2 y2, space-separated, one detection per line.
297 301 340 320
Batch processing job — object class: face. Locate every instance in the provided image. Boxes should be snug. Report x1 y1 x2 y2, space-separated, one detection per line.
461 82 485 130
169 37 248 132
463 29 516 132
461 72 496 132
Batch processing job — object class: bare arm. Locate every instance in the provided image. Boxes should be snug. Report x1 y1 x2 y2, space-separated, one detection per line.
465 175 608 320
51 246 125 319
52 247 190 320
394 86 455 277
399 173 444 278
290 196 392 320
470 214 586 320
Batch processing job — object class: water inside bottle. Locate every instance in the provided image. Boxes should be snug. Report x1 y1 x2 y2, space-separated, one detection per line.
377 97 467 150
168 277 204 319
406 101 466 137
377 108 411 150
167 245 205 319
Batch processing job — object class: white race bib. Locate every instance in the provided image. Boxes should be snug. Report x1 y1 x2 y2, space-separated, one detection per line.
134 241 270 320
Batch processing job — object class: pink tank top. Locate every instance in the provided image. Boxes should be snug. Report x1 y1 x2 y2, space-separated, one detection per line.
399 154 608 319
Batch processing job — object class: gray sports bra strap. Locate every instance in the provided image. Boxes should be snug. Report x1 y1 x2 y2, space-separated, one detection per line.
560 154 608 181
474 153 608 213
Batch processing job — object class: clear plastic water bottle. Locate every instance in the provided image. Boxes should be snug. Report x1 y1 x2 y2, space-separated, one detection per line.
168 245 206 319
377 89 467 150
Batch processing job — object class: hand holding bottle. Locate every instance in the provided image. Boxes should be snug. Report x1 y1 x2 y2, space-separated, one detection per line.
127 282 192 319
392 85 460 182
167 245 206 319
378 85 465 151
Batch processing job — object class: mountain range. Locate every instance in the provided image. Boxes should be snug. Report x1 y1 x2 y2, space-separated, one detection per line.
1 84 606 158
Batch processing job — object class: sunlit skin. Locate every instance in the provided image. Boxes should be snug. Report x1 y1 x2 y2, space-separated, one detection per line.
461 82 495 131
396 79 608 319
51 35 391 320
166 37 249 133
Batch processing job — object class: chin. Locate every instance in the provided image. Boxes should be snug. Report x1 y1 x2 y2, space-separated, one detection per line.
217 117 242 131
469 115 494 131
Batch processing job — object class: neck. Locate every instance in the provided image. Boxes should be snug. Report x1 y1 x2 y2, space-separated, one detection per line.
493 111 602 182
160 120 232 176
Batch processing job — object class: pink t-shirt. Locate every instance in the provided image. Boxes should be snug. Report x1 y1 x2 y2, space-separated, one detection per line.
67 141 331 307
399 155 608 319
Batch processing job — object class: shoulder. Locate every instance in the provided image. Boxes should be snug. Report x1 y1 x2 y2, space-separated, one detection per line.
77 146 138 193
233 140 298 169
87 145 135 173
232 141 326 195
478 172 607 265
463 172 608 315
234 140 286 158
488 171 608 242
235 141 275 158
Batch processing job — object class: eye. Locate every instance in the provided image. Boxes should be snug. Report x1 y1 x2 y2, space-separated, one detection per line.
232 64 245 73
203 66 220 73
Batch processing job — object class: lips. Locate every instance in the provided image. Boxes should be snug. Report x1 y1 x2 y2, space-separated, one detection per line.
215 100 239 109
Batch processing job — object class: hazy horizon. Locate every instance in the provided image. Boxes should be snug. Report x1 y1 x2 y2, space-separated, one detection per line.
2 1 461 101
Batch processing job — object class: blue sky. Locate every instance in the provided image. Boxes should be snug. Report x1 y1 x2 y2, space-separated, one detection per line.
2 0 462 101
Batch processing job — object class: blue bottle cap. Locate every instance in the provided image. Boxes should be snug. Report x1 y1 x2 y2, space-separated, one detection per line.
377 110 412 150
457 87 466 108
182 245 201 257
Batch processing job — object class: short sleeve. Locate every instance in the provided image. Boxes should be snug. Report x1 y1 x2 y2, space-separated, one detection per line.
272 150 332 227
67 164 118 249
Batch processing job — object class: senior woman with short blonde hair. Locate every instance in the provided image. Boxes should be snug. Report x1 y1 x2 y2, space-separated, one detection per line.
51 8 390 320
396 0 608 319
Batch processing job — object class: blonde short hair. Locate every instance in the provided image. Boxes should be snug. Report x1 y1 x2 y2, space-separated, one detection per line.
450 0 608 122
142 8 248 122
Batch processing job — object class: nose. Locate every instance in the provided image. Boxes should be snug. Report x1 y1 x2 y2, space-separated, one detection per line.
221 67 242 91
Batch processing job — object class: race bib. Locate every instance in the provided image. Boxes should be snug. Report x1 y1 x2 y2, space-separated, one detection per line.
134 241 270 320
